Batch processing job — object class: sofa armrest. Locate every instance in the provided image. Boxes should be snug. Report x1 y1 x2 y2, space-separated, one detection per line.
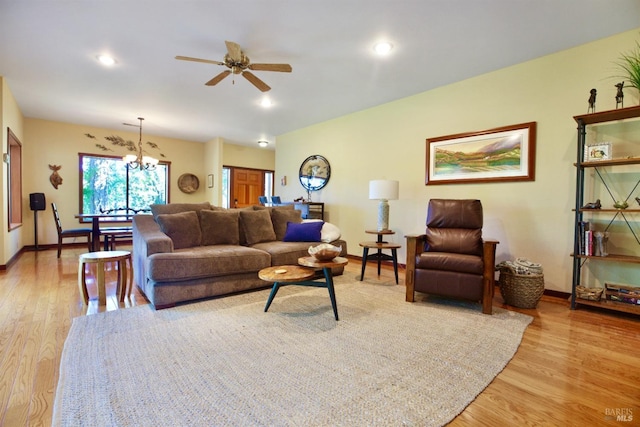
132 215 173 292
405 234 426 302
133 215 173 256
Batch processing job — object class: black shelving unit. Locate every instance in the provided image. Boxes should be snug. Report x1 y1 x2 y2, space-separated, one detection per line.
571 105 640 315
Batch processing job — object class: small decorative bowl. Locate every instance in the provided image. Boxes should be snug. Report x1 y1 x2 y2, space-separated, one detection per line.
308 243 342 261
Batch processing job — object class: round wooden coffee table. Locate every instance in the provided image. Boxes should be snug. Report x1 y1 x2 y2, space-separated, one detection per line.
298 256 348 320
259 265 315 283
260 257 348 320
260 265 315 317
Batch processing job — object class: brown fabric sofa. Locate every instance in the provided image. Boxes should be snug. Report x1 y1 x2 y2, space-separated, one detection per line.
132 202 347 309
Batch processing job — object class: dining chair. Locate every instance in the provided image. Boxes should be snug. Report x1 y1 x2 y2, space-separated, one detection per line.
52 203 92 258
270 196 282 204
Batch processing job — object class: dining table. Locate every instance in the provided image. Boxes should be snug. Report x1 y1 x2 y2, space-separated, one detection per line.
74 213 138 252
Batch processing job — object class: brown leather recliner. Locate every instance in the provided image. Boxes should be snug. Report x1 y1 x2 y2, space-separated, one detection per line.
405 199 499 314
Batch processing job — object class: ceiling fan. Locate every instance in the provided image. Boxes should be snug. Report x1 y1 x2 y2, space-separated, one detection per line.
175 40 292 92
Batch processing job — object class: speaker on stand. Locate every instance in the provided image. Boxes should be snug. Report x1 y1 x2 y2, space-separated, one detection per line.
30 193 46 251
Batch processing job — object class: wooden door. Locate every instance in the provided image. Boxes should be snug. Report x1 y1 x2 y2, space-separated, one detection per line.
232 168 264 208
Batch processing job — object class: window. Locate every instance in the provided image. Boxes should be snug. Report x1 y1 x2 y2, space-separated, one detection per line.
79 153 169 221
8 129 22 231
265 171 274 199
222 167 230 209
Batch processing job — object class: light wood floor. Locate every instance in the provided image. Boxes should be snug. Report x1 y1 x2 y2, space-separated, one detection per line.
1 246 639 426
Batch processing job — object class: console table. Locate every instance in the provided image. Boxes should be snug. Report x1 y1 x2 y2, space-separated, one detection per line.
293 202 324 220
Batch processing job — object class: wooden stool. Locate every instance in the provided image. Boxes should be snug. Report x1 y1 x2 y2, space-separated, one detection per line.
78 250 133 305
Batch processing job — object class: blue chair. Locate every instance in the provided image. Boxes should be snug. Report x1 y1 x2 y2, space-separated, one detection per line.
258 196 268 205
270 196 282 205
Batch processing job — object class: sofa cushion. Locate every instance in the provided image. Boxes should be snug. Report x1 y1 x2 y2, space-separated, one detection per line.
156 211 202 249
147 246 271 282
240 209 276 245
303 219 341 242
283 221 323 242
272 209 303 240
416 251 483 275
252 239 347 267
150 202 214 220
425 228 482 256
200 210 240 245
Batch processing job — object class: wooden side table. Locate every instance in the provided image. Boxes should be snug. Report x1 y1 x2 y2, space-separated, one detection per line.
359 230 400 284
78 250 133 305
260 256 348 320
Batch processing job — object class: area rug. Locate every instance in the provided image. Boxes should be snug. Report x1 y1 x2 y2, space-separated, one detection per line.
53 274 532 427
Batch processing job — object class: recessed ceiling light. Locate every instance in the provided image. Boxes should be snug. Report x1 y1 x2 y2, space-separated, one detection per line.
373 42 393 55
97 55 116 66
260 98 272 108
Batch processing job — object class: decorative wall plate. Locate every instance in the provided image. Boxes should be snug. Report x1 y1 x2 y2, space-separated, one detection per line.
178 173 199 194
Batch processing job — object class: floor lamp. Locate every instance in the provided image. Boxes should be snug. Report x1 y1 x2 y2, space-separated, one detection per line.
369 180 399 231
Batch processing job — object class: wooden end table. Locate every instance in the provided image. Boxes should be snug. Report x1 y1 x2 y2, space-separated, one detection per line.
78 250 133 306
359 229 400 284
260 256 348 320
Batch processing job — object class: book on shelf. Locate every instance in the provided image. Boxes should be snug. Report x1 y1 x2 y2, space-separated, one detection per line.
605 283 640 305
577 221 590 255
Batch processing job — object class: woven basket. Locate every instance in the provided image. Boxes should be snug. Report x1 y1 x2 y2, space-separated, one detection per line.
576 286 603 301
498 269 545 309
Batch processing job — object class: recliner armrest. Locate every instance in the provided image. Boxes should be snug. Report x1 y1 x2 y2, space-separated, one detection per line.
481 239 499 314
405 234 426 302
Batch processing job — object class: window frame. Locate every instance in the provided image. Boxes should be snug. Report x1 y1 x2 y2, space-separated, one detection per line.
7 129 22 231
78 152 170 223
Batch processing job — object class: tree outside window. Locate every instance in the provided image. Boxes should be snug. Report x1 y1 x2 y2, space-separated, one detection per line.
79 153 169 220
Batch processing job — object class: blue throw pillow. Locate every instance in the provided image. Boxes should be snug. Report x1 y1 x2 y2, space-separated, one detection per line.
283 221 324 242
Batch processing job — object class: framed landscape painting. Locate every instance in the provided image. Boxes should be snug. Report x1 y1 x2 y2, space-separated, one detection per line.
425 122 536 185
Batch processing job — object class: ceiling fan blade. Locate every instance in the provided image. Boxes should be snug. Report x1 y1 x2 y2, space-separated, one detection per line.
225 40 243 62
242 71 271 92
175 55 224 65
205 70 231 86
249 63 292 72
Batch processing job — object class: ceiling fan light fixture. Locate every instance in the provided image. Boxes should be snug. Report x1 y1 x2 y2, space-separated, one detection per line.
258 140 269 148
176 40 291 92
373 42 393 55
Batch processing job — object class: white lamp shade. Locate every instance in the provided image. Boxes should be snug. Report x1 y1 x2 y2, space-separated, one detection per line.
369 180 399 200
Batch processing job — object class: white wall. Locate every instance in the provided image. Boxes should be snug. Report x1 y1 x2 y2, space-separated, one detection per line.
275 28 640 293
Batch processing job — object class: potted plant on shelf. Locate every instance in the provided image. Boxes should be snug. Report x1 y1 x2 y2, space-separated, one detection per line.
616 39 640 104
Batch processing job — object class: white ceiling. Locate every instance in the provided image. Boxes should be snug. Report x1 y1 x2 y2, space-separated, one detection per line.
1 1 639 148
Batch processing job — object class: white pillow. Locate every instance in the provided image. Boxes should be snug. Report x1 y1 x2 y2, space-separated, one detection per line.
303 219 341 242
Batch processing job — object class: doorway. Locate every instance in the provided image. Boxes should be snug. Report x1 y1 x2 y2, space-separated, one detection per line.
224 166 274 208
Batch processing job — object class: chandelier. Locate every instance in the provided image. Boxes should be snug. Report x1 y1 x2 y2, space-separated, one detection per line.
122 117 159 170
